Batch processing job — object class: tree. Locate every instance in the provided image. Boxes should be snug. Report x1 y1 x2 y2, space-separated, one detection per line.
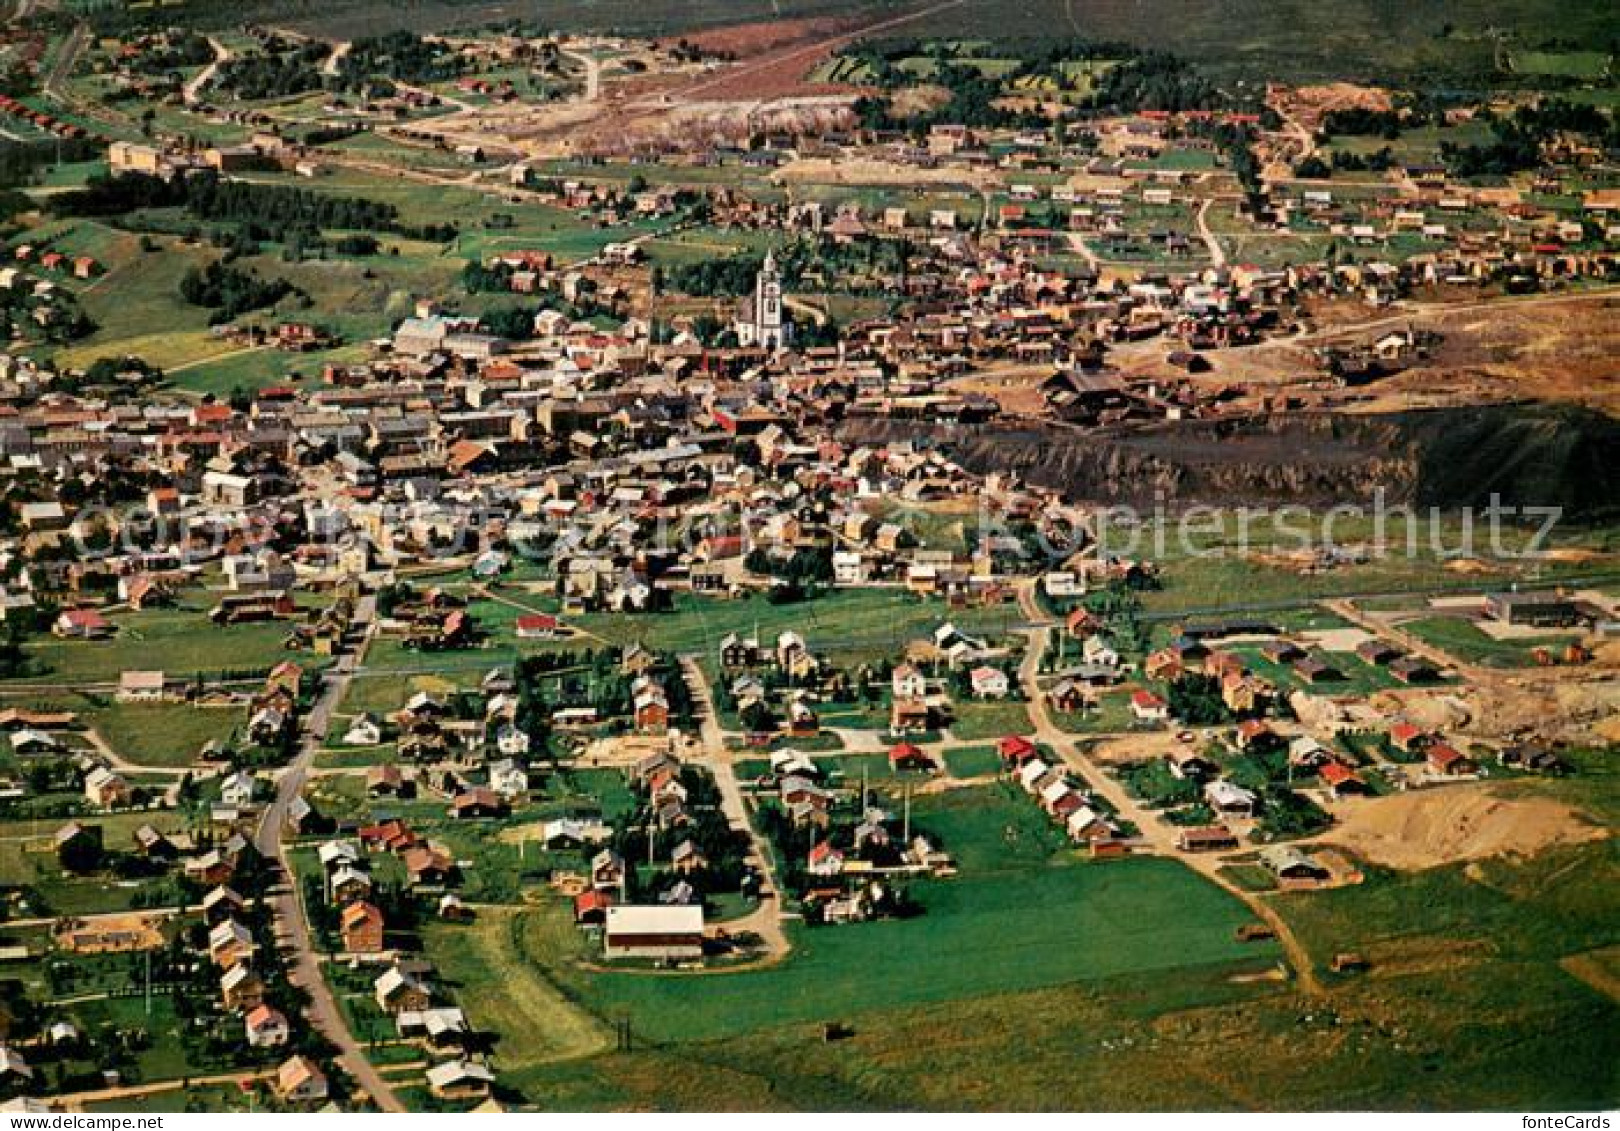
1293 155 1332 179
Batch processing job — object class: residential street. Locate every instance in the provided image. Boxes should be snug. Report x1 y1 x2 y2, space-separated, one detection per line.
252 593 406 1112
677 657 792 959
1016 623 1322 994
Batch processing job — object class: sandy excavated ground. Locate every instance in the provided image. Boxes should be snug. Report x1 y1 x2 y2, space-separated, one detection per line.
1107 294 1620 418
1459 674 1620 743
1366 687 1475 731
775 154 998 189
1327 783 1606 870
1302 626 1374 651
1089 729 1184 766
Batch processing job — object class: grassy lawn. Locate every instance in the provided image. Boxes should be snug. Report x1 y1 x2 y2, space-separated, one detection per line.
0 843 179 916
1227 645 1401 696
1401 615 1573 668
949 700 1033 741
82 701 241 768
1142 552 1467 616
552 852 1268 1044
165 340 374 397
1050 689 1138 735
1121 512 1615 619
502 789 1620 1110
11 603 316 684
82 1084 259 1113
424 910 613 1075
943 744 1002 778
429 778 1274 1105
558 589 1023 668
338 670 485 717
1275 839 1619 978
64 994 221 1083
1514 50 1611 79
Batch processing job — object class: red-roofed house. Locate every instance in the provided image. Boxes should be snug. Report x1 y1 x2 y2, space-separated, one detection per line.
54 608 113 639
1426 743 1476 777
515 614 559 640
997 735 1039 767
1389 722 1429 753
1130 690 1169 722
888 741 936 772
574 889 612 925
1319 761 1369 798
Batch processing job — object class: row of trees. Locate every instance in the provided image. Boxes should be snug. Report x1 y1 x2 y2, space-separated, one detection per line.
54 171 457 243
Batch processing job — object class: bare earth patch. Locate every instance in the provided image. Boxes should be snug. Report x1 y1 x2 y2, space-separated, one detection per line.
1327 783 1607 870
1561 945 1620 1003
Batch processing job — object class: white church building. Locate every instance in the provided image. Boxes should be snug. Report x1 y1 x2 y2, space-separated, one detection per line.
734 250 789 350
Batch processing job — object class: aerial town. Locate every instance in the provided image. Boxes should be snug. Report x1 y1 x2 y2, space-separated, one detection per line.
0 0 1614 1115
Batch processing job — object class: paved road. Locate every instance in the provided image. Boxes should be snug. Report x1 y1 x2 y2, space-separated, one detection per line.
252 593 406 1113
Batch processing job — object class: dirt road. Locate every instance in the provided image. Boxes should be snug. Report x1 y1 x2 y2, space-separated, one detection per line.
252 593 406 1112
183 36 229 106
562 46 601 102
678 657 791 961
60 1067 277 1111
1195 197 1228 267
1016 624 1323 993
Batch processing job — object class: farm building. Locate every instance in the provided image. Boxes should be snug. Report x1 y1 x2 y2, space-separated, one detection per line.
603 905 705 961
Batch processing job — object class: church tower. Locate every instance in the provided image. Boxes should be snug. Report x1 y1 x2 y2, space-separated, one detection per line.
753 250 786 350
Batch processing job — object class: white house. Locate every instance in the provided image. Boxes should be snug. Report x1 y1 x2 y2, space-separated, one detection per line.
219 771 258 807
968 666 1010 699
1204 780 1258 818
891 663 928 699
344 715 382 746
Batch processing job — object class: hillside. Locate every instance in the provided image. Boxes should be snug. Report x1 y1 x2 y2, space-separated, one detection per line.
841 404 1620 521
86 0 1620 84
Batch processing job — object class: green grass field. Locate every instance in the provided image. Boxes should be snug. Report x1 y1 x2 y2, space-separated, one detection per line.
942 743 1002 778
447 781 1271 1051
949 700 1033 741
81 700 241 767
424 911 614 1072
1401 615 1573 668
414 778 1278 1103
519 852 1269 1047
501 588 1024 671
11 605 308 684
1514 50 1612 79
